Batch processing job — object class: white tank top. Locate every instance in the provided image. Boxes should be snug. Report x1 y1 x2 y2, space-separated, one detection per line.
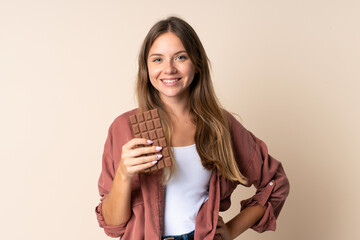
163 144 212 236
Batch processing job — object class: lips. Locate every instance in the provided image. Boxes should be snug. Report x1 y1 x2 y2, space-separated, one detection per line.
161 78 181 83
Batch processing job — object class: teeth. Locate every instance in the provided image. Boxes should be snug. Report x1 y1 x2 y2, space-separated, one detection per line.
162 78 179 83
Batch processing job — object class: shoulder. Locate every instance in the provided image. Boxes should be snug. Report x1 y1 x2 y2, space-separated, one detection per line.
106 108 139 144
222 109 257 163
222 109 247 133
109 108 139 130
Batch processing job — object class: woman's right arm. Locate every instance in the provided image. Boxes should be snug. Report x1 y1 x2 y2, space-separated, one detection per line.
101 138 162 226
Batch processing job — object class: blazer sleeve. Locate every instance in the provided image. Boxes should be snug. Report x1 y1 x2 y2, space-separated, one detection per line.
94 117 129 238
227 112 290 233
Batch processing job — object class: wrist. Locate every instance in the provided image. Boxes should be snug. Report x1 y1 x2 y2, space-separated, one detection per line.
225 222 235 240
115 168 133 184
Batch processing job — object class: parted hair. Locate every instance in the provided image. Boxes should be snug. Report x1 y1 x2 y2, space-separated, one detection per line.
136 16 247 184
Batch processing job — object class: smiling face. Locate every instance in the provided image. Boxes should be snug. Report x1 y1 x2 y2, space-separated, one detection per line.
147 32 195 103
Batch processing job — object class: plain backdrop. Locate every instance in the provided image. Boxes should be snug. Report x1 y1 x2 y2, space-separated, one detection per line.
1 0 359 239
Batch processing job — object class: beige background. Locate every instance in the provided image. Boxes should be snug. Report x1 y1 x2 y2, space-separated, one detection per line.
1 0 359 239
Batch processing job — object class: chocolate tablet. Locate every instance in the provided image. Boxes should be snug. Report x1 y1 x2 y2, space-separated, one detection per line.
129 109 172 172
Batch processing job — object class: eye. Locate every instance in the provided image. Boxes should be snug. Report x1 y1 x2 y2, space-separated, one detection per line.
175 55 187 61
152 58 162 62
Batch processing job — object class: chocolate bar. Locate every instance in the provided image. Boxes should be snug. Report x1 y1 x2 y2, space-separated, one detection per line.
129 109 172 172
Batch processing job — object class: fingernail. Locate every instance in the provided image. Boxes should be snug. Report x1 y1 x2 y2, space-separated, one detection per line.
156 146 162 151
147 140 153 144
156 154 162 159
152 160 158 164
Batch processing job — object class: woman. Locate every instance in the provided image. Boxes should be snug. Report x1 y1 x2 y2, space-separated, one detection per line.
95 16 289 240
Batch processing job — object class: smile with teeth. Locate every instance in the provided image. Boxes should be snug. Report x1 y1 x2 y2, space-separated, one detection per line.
161 78 180 83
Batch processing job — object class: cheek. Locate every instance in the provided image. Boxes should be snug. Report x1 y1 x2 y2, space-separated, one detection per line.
183 64 195 80
148 65 161 80
147 66 161 90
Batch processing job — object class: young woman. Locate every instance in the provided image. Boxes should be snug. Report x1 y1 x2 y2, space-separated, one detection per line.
95 16 289 240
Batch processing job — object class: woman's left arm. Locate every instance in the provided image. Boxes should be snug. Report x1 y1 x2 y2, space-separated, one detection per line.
216 205 265 239
224 112 290 235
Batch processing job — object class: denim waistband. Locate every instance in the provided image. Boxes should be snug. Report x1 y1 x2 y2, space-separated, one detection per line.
162 230 195 240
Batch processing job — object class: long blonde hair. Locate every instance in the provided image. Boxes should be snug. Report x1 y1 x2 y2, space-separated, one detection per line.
136 16 247 184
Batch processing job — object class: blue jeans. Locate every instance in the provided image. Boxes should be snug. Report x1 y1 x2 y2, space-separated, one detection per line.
162 230 195 240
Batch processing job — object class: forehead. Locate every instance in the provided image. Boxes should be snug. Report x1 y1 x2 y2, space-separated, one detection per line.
148 32 186 55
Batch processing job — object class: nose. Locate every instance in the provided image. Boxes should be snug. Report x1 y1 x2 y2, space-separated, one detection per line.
164 59 177 74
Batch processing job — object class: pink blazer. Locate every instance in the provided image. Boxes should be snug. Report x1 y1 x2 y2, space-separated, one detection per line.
95 108 290 239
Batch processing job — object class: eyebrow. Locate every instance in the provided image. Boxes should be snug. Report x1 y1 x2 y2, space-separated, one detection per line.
148 50 187 58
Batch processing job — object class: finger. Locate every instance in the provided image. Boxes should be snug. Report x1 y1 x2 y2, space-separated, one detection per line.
127 160 158 173
125 154 162 167
217 216 224 227
124 138 153 150
128 145 163 158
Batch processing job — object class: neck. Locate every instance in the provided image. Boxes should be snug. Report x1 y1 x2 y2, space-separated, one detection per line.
160 92 191 120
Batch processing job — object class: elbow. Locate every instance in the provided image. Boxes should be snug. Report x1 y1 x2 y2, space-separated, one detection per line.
102 201 131 227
